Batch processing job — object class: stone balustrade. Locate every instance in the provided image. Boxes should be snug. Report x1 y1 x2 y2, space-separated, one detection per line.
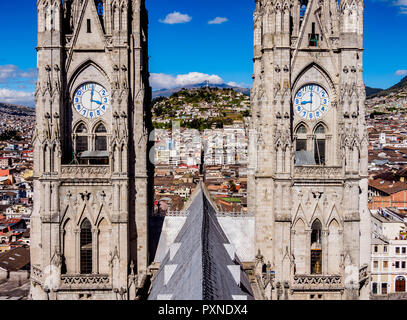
60 274 111 290
294 166 343 179
291 274 343 291
60 165 111 179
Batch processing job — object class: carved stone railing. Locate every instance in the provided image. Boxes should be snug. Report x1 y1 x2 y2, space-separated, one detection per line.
294 166 343 179
31 265 43 285
150 210 187 217
150 210 255 218
60 165 111 180
291 274 343 291
60 274 112 290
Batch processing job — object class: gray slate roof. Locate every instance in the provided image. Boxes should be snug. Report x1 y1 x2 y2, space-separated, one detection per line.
148 183 254 300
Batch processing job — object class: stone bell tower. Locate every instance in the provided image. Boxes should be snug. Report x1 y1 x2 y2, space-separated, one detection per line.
30 0 152 300
248 0 371 300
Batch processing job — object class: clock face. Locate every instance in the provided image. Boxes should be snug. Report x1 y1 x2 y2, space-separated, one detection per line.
73 82 110 119
294 84 330 120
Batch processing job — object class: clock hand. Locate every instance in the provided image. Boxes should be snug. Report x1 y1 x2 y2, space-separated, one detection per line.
301 100 312 105
91 99 102 105
90 85 95 108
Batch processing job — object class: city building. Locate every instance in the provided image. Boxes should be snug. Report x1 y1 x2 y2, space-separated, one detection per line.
371 210 407 297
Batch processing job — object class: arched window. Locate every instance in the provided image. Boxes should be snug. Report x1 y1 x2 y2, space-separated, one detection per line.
311 219 322 274
95 0 103 16
80 219 93 274
95 123 107 151
300 0 308 17
314 124 326 165
295 124 308 152
95 0 105 30
75 123 88 154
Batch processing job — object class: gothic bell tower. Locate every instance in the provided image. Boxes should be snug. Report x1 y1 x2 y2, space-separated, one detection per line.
31 0 152 300
248 0 371 300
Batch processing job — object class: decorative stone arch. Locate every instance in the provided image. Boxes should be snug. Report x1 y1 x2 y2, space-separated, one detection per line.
326 204 343 229
309 203 325 227
313 121 329 134
91 120 108 133
68 59 111 93
74 120 89 133
292 203 309 229
94 204 112 228
294 121 310 134
75 204 96 227
292 62 337 102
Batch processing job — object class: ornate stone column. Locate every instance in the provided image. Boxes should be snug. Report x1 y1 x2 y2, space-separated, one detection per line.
92 227 98 274
322 230 329 274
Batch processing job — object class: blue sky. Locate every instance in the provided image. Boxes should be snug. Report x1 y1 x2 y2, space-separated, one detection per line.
0 0 405 106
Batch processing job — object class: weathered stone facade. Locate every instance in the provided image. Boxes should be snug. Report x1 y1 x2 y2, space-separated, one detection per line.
30 0 151 300
248 0 371 299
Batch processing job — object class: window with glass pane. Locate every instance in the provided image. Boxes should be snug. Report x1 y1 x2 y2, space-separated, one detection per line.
310 220 322 274
314 139 325 165
76 136 88 153
381 283 387 295
95 136 107 151
80 219 92 274
297 124 307 134
296 139 307 151
95 124 107 133
76 123 87 134
372 282 378 294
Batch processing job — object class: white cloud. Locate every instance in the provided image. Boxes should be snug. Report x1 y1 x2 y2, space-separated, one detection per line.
150 72 225 90
395 70 407 76
0 65 37 84
392 0 407 13
0 89 34 106
159 12 192 24
227 81 251 88
208 17 228 25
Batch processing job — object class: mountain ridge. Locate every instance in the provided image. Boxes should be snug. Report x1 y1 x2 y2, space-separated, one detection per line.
152 82 251 98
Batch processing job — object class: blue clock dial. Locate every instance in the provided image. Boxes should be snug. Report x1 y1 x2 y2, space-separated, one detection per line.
73 82 110 119
294 84 330 120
